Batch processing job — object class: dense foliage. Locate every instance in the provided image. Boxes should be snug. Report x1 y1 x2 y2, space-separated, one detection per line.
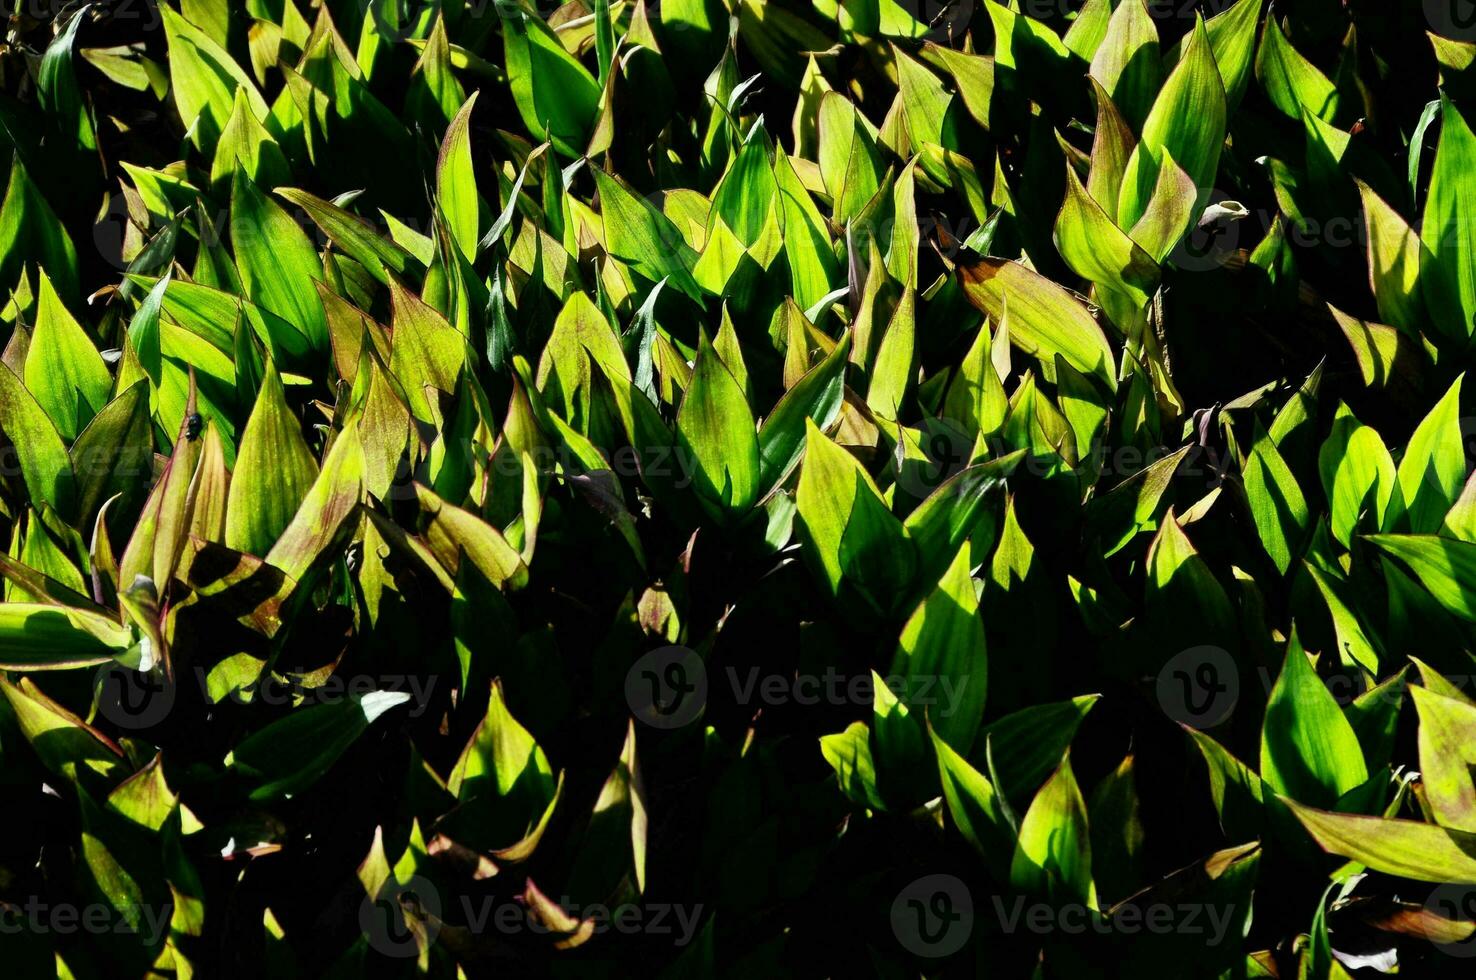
7 0 1476 975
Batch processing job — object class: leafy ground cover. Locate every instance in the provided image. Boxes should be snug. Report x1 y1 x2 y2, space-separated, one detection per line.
4 0 1476 976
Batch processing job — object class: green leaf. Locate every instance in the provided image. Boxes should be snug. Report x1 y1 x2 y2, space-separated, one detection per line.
127 272 169 386
677 333 761 519
903 451 1021 593
985 0 1073 80
437 93 480 261
1143 511 1237 652
1300 561 1383 675
1414 657 1475 705
1241 421 1309 574
1357 179 1424 331
1117 16 1225 232
890 548 986 753
1255 13 1337 123
211 87 290 191
1347 669 1407 775
1319 404 1397 546
414 483 529 592
264 427 364 583
921 42 994 132
1445 469 1476 541
70 381 153 527
820 721 886 810
231 170 327 355
37 7 95 151
1087 0 1159 130
818 93 881 226
1084 445 1188 556
567 719 646 896
1395 374 1465 533
975 695 1099 808
408 14 467 124
887 158 921 289
1411 685 1476 832
870 672 933 806
0 677 125 787
1285 798 1476 883
1327 303 1421 391
444 679 558 849
1055 162 1157 316
1259 642 1368 807
388 278 466 424
0 360 77 517
1199 0 1264 110
0 604 132 670
1423 99 1476 342
592 168 702 300
795 419 914 614
1086 80 1134 222
225 361 320 557
867 289 916 418
892 47 953 170
931 724 1013 874
275 188 414 286
957 257 1116 389
716 308 752 395
24 269 111 443
160 3 269 153
942 320 1009 438
756 331 851 496
229 690 410 801
592 0 615 83
710 126 780 253
124 274 266 356
1366 534 1476 623
0 155 79 303
1125 146 1200 264
1062 0 1111 59
11 507 88 602
1010 753 1096 907
118 398 203 593
1188 729 1266 843
500 5 601 156
536 291 628 443
774 147 838 309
